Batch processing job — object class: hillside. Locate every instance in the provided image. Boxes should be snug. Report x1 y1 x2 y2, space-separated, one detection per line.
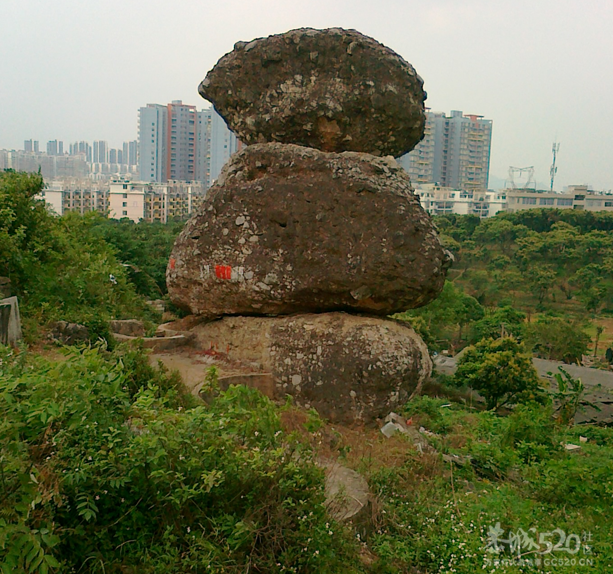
2 170 613 572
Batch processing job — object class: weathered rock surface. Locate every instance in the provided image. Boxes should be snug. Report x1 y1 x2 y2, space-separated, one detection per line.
189 312 432 423
0 277 12 298
199 27 426 157
0 297 22 346
168 143 450 318
322 460 370 524
110 319 145 337
49 321 89 345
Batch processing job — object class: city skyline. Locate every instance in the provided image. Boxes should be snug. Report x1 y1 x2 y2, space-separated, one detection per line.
1 1 612 191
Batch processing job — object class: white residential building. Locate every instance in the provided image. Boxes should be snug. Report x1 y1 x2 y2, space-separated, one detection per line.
415 184 507 218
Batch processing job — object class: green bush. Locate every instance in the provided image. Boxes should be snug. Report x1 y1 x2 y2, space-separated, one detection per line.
454 337 544 410
0 171 157 340
525 315 591 364
0 345 360 573
470 306 526 343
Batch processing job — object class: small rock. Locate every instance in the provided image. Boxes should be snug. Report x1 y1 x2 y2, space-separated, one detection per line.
322 460 370 523
49 321 89 345
110 319 145 337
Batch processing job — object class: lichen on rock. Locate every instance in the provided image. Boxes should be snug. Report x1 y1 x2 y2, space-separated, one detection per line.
199 27 426 157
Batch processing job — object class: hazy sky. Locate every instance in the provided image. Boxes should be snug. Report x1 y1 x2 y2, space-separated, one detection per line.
1 0 612 190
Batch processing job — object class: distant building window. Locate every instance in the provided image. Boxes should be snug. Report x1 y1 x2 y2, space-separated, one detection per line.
122 210 127 216
574 195 585 201
539 198 555 205
123 184 128 190
122 202 127 207
586 199 602 207
122 193 127 198
557 198 573 206
606 202 613 207
522 197 537 205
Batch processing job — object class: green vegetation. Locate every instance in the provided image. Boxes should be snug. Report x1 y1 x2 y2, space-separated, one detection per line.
0 172 154 339
401 209 613 363
3 345 613 573
0 171 185 341
0 345 360 573
4 171 613 572
368 398 612 573
87 218 184 298
454 337 543 410
437 210 613 315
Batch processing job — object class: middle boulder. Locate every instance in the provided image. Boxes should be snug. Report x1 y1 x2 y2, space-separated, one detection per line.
168 143 450 319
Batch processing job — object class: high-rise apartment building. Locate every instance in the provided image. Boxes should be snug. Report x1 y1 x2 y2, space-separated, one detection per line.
69 141 93 162
138 104 168 182
47 140 59 156
123 140 138 166
399 110 493 191
196 108 240 187
93 141 108 164
138 101 238 185
168 101 197 181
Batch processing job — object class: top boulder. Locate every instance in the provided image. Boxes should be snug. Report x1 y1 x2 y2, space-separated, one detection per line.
199 28 426 157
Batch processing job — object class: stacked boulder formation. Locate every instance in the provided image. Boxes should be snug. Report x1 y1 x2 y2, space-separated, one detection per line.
167 28 451 423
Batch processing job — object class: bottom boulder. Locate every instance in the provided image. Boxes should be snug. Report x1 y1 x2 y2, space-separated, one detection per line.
189 312 431 423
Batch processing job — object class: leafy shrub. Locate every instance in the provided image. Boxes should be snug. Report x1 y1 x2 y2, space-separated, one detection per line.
0 172 157 341
525 315 590 364
0 345 360 573
470 306 526 343
454 337 544 410
403 396 461 435
468 441 519 479
87 218 184 298
531 454 613 507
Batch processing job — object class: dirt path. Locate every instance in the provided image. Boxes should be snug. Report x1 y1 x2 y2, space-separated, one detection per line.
150 348 263 396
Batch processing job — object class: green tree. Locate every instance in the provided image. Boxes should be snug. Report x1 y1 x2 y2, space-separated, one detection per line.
397 281 484 348
454 337 543 410
525 316 591 364
0 171 153 339
470 306 526 343
472 217 528 256
0 171 57 288
88 217 184 297
527 264 556 306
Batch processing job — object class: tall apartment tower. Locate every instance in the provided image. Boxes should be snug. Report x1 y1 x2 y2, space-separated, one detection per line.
93 141 108 164
123 140 138 166
195 108 240 187
138 104 168 182
399 110 493 190
47 140 59 156
139 101 238 185
167 101 197 181
70 141 93 162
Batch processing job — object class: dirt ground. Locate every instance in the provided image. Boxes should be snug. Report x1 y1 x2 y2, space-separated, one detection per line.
150 348 262 396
